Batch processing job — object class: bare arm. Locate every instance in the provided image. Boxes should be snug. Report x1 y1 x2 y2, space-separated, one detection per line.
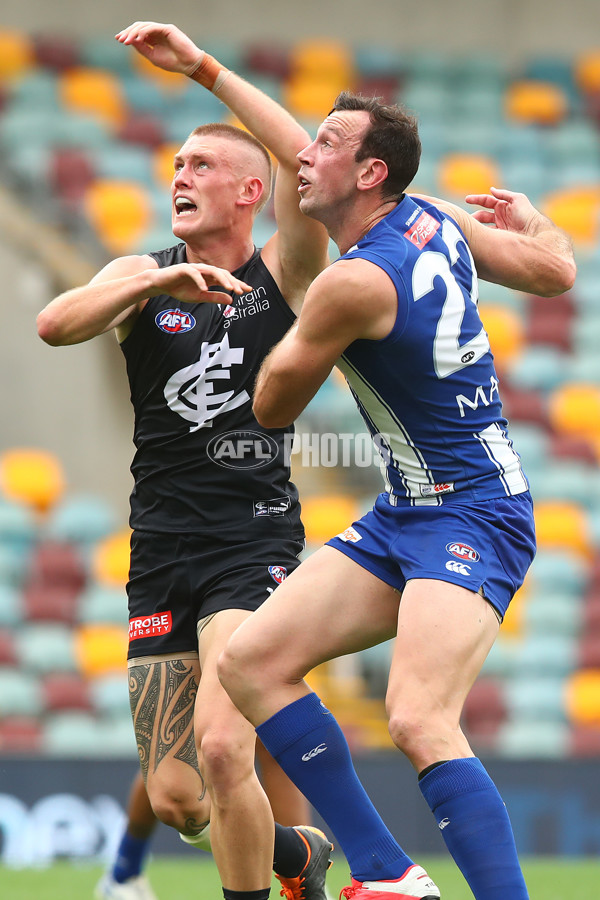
412 187 576 297
37 256 252 346
253 260 395 427
116 22 329 308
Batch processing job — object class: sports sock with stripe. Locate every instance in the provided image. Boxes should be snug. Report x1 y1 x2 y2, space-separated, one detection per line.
257 692 413 882
419 757 529 899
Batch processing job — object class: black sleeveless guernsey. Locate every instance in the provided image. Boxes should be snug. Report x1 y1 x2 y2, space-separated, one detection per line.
120 244 303 538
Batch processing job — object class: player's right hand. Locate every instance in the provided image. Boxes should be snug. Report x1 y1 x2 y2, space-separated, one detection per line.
147 263 252 305
115 22 203 76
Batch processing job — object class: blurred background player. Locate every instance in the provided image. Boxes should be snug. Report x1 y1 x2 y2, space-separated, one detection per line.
38 20 332 900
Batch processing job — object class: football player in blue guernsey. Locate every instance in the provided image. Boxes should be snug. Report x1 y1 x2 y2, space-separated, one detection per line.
37 21 334 900
219 92 576 900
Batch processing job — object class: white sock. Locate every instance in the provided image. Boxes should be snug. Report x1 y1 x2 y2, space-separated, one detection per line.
179 822 211 852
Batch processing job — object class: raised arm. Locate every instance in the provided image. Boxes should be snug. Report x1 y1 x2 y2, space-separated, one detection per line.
37 256 252 346
254 260 395 427
116 22 329 307
412 187 576 297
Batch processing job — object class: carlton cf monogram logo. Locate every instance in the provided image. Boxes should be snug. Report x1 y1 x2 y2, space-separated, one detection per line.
164 333 250 431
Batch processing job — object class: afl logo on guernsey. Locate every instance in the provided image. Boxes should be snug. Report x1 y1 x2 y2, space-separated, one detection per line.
446 542 480 562
268 565 288 584
155 309 196 334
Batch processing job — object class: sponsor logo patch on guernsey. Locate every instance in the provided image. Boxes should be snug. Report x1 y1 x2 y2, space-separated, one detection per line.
155 309 196 333
337 526 362 543
404 211 440 248
129 611 173 641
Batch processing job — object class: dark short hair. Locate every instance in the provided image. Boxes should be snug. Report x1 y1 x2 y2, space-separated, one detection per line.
187 123 273 212
330 91 421 200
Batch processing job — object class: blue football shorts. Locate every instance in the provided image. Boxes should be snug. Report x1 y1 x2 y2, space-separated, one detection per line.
326 491 536 620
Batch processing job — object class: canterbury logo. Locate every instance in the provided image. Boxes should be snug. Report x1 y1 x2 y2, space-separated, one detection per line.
301 743 327 761
438 818 451 830
445 560 471 576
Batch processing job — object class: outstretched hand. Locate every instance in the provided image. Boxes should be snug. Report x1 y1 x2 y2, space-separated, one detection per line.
115 22 202 75
465 186 541 235
148 263 252 305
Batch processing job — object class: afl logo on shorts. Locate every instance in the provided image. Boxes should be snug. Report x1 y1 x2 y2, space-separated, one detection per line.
155 309 196 333
268 565 288 584
446 542 480 562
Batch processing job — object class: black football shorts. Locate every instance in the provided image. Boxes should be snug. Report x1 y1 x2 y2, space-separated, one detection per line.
126 530 304 659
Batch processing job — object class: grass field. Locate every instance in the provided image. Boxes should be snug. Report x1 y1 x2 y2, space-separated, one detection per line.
2 855 600 900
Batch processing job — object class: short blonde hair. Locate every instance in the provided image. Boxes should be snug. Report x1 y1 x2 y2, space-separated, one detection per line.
188 123 273 213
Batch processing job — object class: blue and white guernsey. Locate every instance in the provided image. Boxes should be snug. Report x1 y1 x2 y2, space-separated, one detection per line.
337 194 528 506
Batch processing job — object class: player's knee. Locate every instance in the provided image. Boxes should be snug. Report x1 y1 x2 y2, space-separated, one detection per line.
217 635 264 708
198 728 253 794
147 784 205 833
387 706 430 757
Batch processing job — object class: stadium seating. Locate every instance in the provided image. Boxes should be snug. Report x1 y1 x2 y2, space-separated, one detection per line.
90 530 131 587
504 79 569 125
58 66 127 127
83 178 154 255
74 623 128 679
2 32 600 759
0 29 35 81
0 448 66 515
437 152 500 198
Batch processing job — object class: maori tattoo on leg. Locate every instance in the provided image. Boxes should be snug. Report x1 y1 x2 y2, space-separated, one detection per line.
129 659 205 786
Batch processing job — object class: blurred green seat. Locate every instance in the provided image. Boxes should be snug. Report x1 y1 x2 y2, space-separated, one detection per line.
16 623 78 674
77 584 127 626
504 675 568 722
0 667 43 717
89 672 129 717
45 494 118 549
42 710 101 756
496 719 569 758
505 345 569 392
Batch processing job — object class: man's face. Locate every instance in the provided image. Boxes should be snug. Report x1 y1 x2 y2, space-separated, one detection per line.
296 109 371 223
170 134 253 239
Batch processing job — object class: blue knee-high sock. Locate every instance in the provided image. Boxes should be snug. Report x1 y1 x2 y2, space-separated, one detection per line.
256 693 413 881
112 831 151 883
419 757 528 899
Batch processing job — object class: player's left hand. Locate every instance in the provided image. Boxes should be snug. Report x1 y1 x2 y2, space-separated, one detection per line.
465 186 540 235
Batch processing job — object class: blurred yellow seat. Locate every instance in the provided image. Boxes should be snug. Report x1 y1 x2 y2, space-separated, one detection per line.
574 50 600 95
91 529 131 587
542 187 600 248
59 67 127 127
289 38 355 82
534 500 593 560
301 494 359 545
548 381 600 441
75 623 128 678
438 153 500 198
84 179 153 255
153 142 181 187
284 38 356 120
0 29 34 81
284 74 351 120
501 582 527 638
479 304 524 372
565 668 600 726
504 79 568 125
0 448 65 515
